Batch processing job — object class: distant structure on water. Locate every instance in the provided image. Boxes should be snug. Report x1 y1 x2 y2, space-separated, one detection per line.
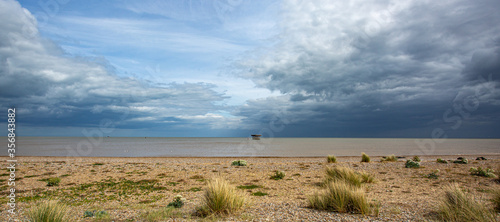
251 134 261 140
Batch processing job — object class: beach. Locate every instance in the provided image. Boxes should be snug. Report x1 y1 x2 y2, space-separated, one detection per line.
2 155 499 221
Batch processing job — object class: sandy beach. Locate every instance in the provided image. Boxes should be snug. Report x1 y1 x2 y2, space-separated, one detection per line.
2 155 499 221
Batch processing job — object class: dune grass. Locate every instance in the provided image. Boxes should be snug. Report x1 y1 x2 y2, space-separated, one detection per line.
437 183 495 222
197 177 246 216
361 152 370 163
141 207 186 221
270 171 285 180
469 167 496 178
381 154 397 162
327 155 337 163
27 200 69 222
308 180 371 214
493 189 500 213
231 160 247 166
325 166 375 187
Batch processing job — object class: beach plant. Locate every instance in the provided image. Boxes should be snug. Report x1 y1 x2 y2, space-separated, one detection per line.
141 207 185 221
437 183 495 222
469 167 496 178
197 177 246 216
252 191 268 196
27 200 68 222
327 155 337 163
405 160 420 168
493 189 500 212
381 154 397 162
426 170 440 179
453 158 468 164
308 180 371 214
412 156 421 162
46 177 61 186
270 171 286 180
167 195 186 208
436 158 448 164
324 166 374 187
231 160 247 166
361 153 370 163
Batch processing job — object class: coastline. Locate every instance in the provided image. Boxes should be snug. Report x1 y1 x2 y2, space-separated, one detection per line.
2 155 499 221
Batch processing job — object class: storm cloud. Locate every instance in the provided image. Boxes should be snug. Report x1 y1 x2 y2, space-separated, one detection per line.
234 0 500 137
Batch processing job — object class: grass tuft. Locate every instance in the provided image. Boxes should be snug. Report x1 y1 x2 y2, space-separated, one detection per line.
437 158 448 164
325 166 374 187
167 195 186 208
405 160 420 168
327 155 337 163
231 160 247 166
270 171 286 180
437 183 495 222
381 154 397 162
493 189 500 213
197 177 246 216
412 156 421 162
361 153 370 163
27 200 68 222
469 167 496 178
308 180 371 214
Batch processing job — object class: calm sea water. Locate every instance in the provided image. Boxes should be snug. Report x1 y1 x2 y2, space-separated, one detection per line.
10 137 500 157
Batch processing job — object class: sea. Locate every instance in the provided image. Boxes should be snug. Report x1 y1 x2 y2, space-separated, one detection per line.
10 137 500 157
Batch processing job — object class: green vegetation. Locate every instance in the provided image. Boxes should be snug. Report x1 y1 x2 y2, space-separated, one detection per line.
381 155 397 162
197 177 246 216
167 195 186 208
27 200 68 222
325 166 374 187
405 160 420 168
92 163 104 166
493 189 500 213
252 191 268 196
41 177 61 186
141 207 185 222
426 170 440 179
361 152 370 163
270 171 285 180
237 184 260 190
412 156 421 162
453 158 468 164
231 160 247 166
327 155 337 163
308 180 372 214
469 167 496 178
437 183 495 222
83 210 110 219
437 158 448 164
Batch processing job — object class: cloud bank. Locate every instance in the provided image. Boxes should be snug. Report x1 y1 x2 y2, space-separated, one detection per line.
233 0 500 137
0 0 239 136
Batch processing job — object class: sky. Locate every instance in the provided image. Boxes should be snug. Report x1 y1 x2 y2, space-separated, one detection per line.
1 0 500 138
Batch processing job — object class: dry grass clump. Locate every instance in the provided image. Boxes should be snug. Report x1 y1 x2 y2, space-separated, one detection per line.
493 189 500 213
381 154 397 162
27 200 69 222
310 166 377 215
437 183 495 222
361 152 370 163
327 155 337 163
308 180 371 214
325 166 375 187
197 177 246 216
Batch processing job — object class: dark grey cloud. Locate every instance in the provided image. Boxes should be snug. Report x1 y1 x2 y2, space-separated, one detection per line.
233 0 500 137
0 0 237 135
